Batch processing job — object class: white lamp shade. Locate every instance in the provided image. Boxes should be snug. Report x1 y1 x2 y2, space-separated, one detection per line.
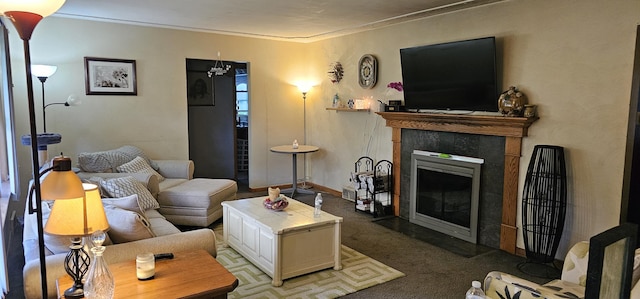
297 83 312 94
31 64 57 78
0 0 66 17
44 183 109 236
66 94 81 106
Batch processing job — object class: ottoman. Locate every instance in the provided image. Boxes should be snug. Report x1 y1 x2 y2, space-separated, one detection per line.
158 178 238 227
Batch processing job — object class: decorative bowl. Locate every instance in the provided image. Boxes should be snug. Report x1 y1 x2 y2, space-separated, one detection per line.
264 196 289 211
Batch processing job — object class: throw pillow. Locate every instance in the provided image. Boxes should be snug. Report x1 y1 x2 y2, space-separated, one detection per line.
117 145 159 170
100 176 160 210
84 177 107 196
102 194 145 216
116 156 165 182
102 205 154 244
77 145 159 172
77 150 131 173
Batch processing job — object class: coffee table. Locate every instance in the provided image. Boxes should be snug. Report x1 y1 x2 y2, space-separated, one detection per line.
56 249 238 298
222 196 342 286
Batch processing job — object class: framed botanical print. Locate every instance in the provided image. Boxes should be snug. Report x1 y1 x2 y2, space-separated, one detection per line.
84 57 137 95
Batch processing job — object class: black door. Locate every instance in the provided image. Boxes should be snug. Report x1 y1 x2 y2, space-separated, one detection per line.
186 58 236 179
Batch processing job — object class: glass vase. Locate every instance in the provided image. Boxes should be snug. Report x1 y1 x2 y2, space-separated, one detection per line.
84 245 115 299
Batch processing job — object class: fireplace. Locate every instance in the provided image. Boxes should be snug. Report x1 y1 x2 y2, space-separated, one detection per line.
376 112 538 254
409 150 483 243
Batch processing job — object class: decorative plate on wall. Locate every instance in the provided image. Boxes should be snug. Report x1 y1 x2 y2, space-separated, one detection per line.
358 54 377 89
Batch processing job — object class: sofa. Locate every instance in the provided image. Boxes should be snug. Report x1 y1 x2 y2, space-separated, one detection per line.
75 145 238 227
22 196 218 299
22 146 238 298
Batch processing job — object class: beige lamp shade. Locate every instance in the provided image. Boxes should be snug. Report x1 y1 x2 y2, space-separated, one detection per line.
44 183 109 236
0 0 66 17
40 156 85 200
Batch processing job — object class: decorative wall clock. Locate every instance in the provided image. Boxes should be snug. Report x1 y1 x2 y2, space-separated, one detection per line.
358 54 377 89
328 62 344 83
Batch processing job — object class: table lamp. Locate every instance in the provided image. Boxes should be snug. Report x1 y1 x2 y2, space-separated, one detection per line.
44 183 110 298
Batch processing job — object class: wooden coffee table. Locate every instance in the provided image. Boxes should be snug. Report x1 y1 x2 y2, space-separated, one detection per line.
222 196 343 286
56 249 238 299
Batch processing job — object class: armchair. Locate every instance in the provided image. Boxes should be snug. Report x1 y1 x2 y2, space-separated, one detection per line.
484 223 640 299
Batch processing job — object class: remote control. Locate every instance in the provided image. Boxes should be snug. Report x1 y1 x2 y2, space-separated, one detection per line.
154 253 174 260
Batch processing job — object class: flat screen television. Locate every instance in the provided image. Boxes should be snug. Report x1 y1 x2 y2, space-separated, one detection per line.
400 37 498 112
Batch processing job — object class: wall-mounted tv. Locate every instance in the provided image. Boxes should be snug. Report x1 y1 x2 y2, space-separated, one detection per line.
400 37 498 112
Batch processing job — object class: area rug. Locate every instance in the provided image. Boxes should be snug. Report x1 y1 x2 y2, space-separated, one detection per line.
212 225 405 298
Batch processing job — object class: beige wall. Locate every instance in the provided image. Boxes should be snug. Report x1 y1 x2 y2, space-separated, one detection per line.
6 0 640 256
9 17 309 195
304 0 640 255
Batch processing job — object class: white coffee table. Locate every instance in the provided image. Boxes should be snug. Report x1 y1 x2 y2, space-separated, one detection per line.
221 196 342 286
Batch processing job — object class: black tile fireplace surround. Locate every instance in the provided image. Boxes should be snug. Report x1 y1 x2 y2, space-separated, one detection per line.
400 129 505 248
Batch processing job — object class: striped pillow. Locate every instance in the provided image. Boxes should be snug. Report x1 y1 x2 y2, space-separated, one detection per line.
100 176 159 210
117 156 165 182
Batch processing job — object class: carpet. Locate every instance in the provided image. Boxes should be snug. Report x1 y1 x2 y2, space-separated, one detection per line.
212 225 405 298
373 216 493 258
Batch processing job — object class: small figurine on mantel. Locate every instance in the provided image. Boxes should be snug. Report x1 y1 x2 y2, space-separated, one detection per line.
332 93 340 108
498 86 527 116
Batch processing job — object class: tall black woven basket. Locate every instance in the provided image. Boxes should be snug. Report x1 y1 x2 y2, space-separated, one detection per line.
520 145 567 276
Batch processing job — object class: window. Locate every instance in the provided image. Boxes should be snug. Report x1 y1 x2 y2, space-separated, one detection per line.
236 71 248 127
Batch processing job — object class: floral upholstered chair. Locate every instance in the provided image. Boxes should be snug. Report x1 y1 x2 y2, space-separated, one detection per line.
484 224 640 299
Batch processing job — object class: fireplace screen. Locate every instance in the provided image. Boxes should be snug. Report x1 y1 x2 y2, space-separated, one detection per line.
416 169 472 228
410 150 483 243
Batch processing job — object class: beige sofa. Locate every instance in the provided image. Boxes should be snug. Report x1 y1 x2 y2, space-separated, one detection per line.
23 146 238 298
23 201 218 299
75 146 238 227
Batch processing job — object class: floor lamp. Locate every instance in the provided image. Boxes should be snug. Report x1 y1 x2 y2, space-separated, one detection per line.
43 93 80 130
0 1 71 297
297 84 311 188
31 64 57 132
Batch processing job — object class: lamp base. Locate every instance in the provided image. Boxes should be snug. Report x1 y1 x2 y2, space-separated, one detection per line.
63 284 84 299
63 238 90 299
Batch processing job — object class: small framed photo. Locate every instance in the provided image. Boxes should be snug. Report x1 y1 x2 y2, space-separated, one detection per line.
84 57 137 95
186 71 215 106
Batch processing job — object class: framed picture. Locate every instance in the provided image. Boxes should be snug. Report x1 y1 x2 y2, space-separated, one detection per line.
186 71 215 106
84 57 137 95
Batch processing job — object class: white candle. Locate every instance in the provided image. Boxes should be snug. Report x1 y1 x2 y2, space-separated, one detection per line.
136 253 155 280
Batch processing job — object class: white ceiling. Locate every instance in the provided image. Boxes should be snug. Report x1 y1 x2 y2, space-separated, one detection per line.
55 0 504 42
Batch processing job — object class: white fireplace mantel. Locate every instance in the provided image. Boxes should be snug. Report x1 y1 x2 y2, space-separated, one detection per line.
377 111 538 255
